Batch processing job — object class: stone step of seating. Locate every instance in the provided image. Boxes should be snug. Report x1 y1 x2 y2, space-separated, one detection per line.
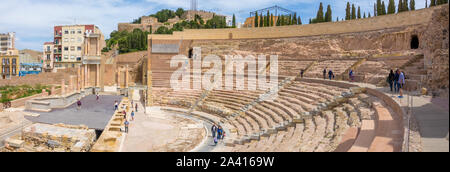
275 99 305 116
272 126 296 152
249 108 277 129
286 86 334 101
300 115 327 152
279 96 315 112
242 115 261 135
285 123 305 152
314 111 335 152
262 100 298 119
279 89 319 104
295 118 315 152
253 104 285 124
259 102 292 121
342 103 362 128
265 130 288 152
236 116 254 137
245 110 270 132
329 107 350 151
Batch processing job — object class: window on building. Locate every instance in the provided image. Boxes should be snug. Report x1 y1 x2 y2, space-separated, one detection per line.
47 54 51 60
64 47 69 51
77 37 82 43
12 58 16 65
77 29 82 34
64 30 69 34
71 55 75 59
64 38 68 42
71 38 75 42
64 55 68 59
71 30 75 34
77 46 82 51
70 46 75 51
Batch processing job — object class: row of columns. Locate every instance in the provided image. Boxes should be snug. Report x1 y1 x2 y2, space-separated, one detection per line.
60 64 101 96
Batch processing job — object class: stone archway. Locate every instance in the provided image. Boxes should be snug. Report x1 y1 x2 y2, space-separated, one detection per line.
411 35 419 49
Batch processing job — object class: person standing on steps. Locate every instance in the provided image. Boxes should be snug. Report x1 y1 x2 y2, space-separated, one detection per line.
387 70 395 92
211 124 217 138
300 69 304 78
323 68 327 79
328 69 334 80
398 70 406 98
349 69 354 82
131 111 135 121
124 119 129 133
394 69 400 93
135 103 138 112
114 101 118 111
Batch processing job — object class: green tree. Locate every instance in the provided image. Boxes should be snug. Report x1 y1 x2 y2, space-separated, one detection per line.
410 0 416 10
368 12 372 17
346 2 351 20
298 16 302 25
381 1 387 15
352 4 356 19
325 5 332 22
377 0 382 15
398 0 404 12
266 11 270 27
232 14 236 28
259 13 264 27
404 0 409 11
357 6 361 19
363 12 366 18
270 14 274 26
316 2 324 22
292 13 297 25
175 8 185 18
276 15 281 26
150 9 176 23
254 12 259 27
388 0 396 14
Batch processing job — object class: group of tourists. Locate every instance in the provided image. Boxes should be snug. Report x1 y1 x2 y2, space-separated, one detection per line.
387 69 406 98
115 100 140 134
323 68 335 80
211 124 225 145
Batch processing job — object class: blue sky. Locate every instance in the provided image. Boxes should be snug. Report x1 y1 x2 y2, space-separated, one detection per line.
0 0 427 51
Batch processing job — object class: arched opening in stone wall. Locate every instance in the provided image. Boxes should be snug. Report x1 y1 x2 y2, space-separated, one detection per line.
411 35 419 49
188 48 193 59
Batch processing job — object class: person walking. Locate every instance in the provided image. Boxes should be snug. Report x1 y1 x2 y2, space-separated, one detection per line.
76 99 82 111
394 69 400 93
217 126 223 140
349 69 354 82
300 69 304 78
398 70 406 98
211 124 217 138
131 111 135 121
124 119 129 133
387 70 395 92
123 110 127 119
328 70 334 80
114 101 118 111
96 92 100 102
323 68 327 79
135 103 138 112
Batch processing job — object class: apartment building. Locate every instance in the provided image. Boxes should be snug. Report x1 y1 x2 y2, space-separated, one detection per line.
0 55 19 79
0 32 15 54
52 25 105 69
42 42 54 72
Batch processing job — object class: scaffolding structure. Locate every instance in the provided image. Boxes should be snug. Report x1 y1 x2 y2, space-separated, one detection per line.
250 5 296 17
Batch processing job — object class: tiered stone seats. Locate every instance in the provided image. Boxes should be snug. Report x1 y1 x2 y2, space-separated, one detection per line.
305 60 358 78
278 60 315 76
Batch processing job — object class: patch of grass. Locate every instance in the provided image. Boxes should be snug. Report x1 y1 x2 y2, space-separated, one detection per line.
0 84 51 103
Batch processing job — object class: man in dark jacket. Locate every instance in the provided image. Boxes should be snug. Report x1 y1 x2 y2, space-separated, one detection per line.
394 69 400 93
388 70 395 92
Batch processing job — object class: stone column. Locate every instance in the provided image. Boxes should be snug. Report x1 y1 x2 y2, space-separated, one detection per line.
61 79 65 96
117 67 121 88
125 65 129 88
81 65 85 90
77 67 81 92
69 76 74 93
96 64 100 87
